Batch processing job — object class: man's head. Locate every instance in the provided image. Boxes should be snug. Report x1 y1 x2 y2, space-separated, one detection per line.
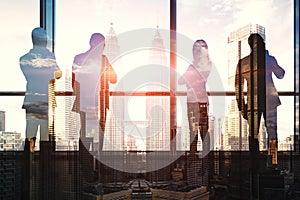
89 33 105 49
248 33 264 50
31 27 47 47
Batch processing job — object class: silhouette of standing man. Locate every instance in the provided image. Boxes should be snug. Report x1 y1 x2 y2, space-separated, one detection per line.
235 33 284 166
20 27 60 153
72 33 117 153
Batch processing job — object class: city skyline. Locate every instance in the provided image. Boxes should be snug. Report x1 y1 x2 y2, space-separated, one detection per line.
0 21 294 151
0 1 298 199
0 0 295 147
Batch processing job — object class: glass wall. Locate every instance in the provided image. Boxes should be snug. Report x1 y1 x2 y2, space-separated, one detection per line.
0 1 299 199
0 0 297 152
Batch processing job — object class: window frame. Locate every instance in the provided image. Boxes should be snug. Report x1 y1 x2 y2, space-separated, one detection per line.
0 0 298 153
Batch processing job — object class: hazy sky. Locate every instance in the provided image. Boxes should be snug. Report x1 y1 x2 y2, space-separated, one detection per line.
0 0 296 143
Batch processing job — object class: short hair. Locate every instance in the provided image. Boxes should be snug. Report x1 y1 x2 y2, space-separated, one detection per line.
248 33 264 49
193 39 208 50
89 33 105 48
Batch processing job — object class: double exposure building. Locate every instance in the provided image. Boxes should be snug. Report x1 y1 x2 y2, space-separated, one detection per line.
223 24 267 151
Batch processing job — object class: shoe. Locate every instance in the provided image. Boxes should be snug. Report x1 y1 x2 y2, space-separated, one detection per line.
29 137 36 153
268 139 278 165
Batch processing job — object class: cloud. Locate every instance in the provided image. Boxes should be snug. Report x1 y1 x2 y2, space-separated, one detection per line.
226 0 282 30
20 57 58 68
202 17 220 25
211 4 223 11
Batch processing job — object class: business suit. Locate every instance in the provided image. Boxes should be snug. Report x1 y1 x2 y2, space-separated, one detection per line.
235 33 284 165
20 28 60 148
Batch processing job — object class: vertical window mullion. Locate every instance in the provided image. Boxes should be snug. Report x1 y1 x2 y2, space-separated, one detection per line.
40 0 55 52
170 0 177 153
294 0 300 153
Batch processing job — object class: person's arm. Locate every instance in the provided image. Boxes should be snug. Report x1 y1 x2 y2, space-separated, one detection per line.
178 74 186 85
108 65 117 84
202 61 212 82
270 55 285 79
235 60 247 119
178 66 191 85
102 55 117 84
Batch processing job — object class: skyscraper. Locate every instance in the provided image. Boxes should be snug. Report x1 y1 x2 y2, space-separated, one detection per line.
209 115 216 150
224 24 267 150
146 26 170 151
0 131 22 151
103 22 124 151
176 125 190 151
49 69 80 151
0 111 5 131
105 22 120 63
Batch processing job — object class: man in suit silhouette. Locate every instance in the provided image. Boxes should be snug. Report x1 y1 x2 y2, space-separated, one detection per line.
235 33 284 166
72 33 117 153
20 27 60 153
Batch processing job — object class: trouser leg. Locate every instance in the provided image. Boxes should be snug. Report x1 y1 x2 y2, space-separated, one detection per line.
187 103 199 153
199 103 209 154
265 109 278 165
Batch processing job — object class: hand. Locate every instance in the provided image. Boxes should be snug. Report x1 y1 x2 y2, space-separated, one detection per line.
54 70 62 79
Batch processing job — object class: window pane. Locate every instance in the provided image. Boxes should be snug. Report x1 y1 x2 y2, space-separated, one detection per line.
177 0 294 151
56 0 170 151
0 97 25 151
177 0 294 91
277 96 294 150
215 96 294 151
0 1 39 91
0 1 39 151
56 0 170 72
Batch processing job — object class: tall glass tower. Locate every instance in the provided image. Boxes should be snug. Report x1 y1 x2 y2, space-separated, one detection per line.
103 23 124 151
146 26 170 151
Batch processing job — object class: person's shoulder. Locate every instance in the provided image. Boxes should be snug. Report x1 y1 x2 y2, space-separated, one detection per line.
187 64 195 70
19 54 27 62
102 54 108 59
19 49 34 60
239 55 250 64
266 53 276 61
73 52 87 66
19 51 35 65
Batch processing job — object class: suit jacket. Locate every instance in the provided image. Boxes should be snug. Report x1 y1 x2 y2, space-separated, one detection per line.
235 51 266 117
265 50 285 110
20 46 59 115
